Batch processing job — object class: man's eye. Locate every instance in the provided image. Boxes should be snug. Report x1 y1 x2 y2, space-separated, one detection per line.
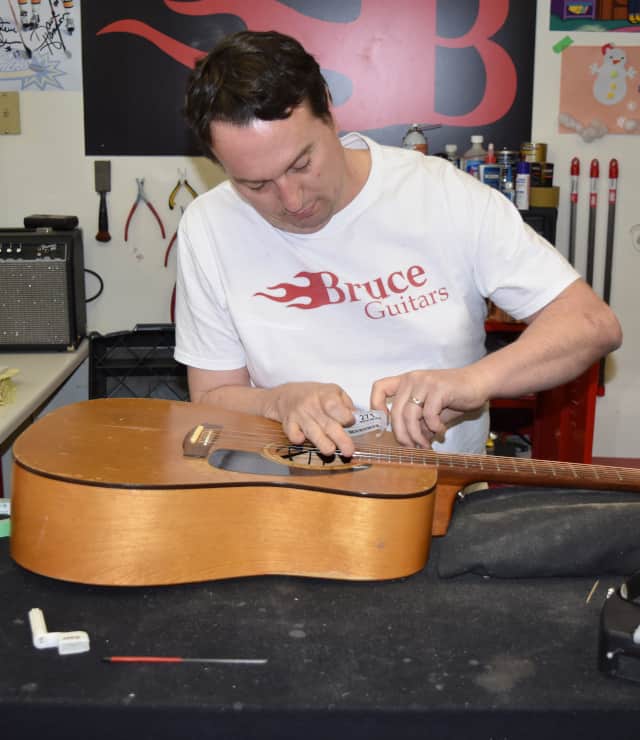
245 182 266 191
291 160 310 172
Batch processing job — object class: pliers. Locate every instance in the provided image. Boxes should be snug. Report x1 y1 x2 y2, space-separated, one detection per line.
164 205 185 267
124 178 166 241
168 169 198 209
164 227 179 267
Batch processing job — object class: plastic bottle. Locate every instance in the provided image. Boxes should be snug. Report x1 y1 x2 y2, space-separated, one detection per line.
463 135 487 178
444 143 460 168
479 142 501 189
402 124 428 154
515 160 531 210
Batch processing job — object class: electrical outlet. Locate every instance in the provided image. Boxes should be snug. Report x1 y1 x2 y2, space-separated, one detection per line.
0 92 20 135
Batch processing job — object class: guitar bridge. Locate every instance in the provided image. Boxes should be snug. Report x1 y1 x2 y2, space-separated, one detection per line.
183 423 222 458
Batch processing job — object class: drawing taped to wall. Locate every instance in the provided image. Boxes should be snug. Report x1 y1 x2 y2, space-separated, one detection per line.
550 0 640 30
0 0 82 90
559 43 640 140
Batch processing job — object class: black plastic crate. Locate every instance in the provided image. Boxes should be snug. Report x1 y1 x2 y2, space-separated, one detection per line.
89 324 188 401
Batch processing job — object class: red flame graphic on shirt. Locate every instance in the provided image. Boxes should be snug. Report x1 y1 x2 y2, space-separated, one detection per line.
96 0 516 130
254 271 338 309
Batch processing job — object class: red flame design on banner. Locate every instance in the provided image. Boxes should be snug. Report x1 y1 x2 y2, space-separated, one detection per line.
96 0 516 130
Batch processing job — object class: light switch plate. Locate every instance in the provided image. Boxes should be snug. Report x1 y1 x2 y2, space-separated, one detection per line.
0 92 20 134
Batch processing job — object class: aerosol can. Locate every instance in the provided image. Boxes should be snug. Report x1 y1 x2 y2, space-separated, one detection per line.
402 124 428 154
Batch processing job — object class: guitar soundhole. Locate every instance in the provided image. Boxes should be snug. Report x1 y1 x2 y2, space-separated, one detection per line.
265 444 363 472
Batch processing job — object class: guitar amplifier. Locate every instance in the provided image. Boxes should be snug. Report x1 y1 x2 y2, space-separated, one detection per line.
0 228 87 350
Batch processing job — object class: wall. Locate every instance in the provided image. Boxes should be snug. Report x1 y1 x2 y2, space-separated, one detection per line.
532 3 640 456
0 1 638 457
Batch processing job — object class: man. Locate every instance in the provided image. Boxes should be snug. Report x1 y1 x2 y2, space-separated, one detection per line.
175 30 621 458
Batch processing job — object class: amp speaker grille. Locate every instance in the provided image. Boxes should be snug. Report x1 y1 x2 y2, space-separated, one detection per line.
0 262 72 345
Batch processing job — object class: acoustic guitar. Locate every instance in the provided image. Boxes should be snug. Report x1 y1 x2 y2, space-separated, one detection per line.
10 397 640 586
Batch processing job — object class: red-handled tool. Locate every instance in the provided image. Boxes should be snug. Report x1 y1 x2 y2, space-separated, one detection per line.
602 158 618 307
598 158 619 396
102 656 267 665
124 178 166 241
585 158 599 287
568 157 579 266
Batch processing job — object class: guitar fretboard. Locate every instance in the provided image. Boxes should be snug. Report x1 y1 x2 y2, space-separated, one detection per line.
352 445 640 491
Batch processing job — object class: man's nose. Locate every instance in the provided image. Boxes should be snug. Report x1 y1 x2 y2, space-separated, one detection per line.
276 176 304 213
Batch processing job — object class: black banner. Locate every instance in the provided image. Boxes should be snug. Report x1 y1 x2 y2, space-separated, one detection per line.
82 0 536 156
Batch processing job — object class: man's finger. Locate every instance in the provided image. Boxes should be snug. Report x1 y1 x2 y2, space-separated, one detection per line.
370 376 400 409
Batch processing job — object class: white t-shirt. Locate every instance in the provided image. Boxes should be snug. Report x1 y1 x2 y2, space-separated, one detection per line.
175 133 579 453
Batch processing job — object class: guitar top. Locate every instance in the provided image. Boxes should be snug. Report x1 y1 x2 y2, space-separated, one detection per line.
12 397 438 498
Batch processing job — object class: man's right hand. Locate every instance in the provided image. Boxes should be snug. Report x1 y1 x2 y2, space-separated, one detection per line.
188 367 357 457
264 382 357 458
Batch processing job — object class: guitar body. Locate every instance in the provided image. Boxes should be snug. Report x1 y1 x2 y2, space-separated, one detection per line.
10 398 437 586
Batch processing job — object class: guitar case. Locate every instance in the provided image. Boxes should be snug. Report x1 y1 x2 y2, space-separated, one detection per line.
438 486 640 578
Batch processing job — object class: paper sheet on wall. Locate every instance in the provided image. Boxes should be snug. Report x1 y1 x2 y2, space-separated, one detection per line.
559 43 640 138
0 0 82 91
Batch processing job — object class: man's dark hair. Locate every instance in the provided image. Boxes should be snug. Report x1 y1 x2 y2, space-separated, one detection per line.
185 30 332 161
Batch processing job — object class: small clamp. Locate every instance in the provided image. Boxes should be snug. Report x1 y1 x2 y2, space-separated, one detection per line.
168 169 198 210
125 178 166 241
28 608 90 655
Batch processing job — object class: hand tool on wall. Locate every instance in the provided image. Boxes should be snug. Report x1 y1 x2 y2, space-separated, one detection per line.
164 204 189 268
166 171 198 265
164 231 178 267
585 158 599 287
124 178 166 241
168 170 198 210
94 160 111 243
170 283 176 324
568 157 579 266
598 158 619 396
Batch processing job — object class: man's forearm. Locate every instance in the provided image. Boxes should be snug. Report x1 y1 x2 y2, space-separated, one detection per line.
478 281 622 400
190 383 276 418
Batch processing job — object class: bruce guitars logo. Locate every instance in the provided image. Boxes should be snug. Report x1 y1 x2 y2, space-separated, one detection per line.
254 264 449 320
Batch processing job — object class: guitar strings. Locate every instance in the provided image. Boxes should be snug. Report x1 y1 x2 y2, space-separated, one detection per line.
202 424 640 485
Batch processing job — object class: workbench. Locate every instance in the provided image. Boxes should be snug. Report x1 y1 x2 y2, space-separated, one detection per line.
1 536 639 740
0 341 88 447
0 340 89 495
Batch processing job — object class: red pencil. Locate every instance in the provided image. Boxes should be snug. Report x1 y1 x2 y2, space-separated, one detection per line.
102 656 267 665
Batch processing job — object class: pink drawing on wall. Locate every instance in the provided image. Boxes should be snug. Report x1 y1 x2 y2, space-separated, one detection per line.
559 43 640 140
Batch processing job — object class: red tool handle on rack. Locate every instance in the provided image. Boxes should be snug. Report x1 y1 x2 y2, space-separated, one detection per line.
608 158 618 204
570 157 580 203
589 158 599 205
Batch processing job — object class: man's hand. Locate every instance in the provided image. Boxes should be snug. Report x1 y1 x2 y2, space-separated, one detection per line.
265 382 357 457
370 368 489 449
188 368 357 456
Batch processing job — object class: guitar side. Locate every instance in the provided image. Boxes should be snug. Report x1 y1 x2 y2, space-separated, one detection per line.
10 398 437 585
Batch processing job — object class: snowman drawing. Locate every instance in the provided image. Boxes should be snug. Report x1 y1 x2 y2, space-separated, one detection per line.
591 43 636 106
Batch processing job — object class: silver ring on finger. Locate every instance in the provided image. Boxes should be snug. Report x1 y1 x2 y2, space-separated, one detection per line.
409 396 424 408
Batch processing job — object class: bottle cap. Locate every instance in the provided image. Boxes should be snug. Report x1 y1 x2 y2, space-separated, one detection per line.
445 144 457 154
517 160 531 174
471 135 484 143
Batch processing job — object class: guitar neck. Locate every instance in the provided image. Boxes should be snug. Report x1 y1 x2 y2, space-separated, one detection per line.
353 446 640 492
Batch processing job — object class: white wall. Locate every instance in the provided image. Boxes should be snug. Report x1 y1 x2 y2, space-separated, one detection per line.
0 91 225 333
533 2 640 456
0 1 637 457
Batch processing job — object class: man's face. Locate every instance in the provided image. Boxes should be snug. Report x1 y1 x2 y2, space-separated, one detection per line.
211 102 349 234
